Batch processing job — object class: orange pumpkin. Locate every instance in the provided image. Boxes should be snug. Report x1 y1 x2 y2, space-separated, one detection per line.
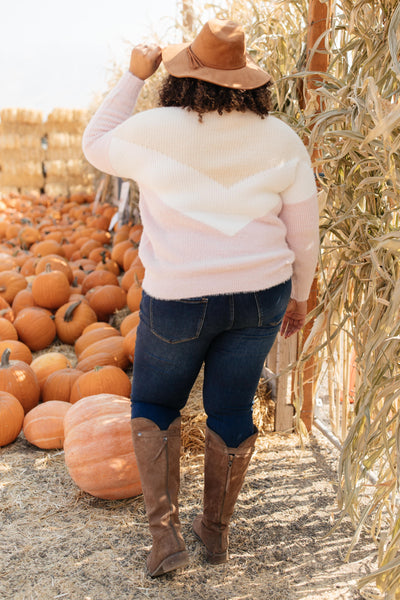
31 266 71 309
87 285 127 321
76 352 118 372
63 394 142 499
42 368 83 403
0 270 27 304
23 400 71 449
0 391 24 446
0 318 18 341
55 300 97 345
0 340 32 363
30 352 72 393
78 336 129 370
0 348 40 413
70 365 131 404
127 282 143 313
81 270 119 295
120 310 140 336
123 326 138 363
35 254 73 283
14 307 56 351
74 325 120 358
11 288 37 316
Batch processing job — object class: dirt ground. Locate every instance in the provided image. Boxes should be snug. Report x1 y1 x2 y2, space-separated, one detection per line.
0 415 379 600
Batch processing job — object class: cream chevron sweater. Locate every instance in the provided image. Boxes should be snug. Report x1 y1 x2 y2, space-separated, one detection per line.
82 72 319 301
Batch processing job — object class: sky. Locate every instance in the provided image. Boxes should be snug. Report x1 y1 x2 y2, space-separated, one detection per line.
0 0 188 117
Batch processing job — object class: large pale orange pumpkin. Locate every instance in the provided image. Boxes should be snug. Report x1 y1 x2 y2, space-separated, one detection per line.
76 352 119 372
63 394 141 499
0 348 40 413
70 366 131 404
0 391 24 446
23 400 71 449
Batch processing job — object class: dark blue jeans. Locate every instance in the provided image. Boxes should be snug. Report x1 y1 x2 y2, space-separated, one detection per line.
130 280 292 447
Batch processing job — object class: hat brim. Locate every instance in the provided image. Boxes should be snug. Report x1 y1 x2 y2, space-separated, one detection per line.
162 43 272 90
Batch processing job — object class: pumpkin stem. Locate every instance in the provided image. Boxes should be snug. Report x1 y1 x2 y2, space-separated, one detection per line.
134 273 140 287
45 263 52 273
0 348 11 368
71 276 79 288
100 250 107 264
63 300 81 322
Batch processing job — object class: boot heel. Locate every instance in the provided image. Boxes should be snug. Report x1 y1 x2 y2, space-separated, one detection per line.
149 550 190 577
206 549 228 564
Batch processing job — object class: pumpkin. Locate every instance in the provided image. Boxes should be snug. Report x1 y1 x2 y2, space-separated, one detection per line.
0 318 18 341
42 368 83 403
123 326 138 363
76 352 118 372
63 394 142 499
31 239 64 257
0 297 14 322
120 310 140 336
55 300 97 344
23 400 71 449
87 285 127 321
35 254 73 283
13 307 56 351
127 281 143 313
0 340 32 363
70 366 131 404
111 240 135 267
30 352 72 393
81 270 119 295
0 270 28 304
31 265 70 309
0 391 24 446
74 325 120 358
11 288 37 316
0 348 40 413
78 336 129 370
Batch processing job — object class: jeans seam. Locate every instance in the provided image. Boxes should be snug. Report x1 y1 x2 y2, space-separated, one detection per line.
254 292 263 327
149 298 208 344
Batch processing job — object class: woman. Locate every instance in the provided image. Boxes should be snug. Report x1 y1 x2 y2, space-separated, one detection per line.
83 19 319 578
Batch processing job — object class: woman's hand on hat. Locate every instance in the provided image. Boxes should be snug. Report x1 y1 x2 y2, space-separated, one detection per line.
280 299 308 339
129 43 162 80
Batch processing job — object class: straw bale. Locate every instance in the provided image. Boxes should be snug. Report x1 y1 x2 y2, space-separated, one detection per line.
45 108 90 135
0 107 43 125
43 182 69 197
0 160 44 188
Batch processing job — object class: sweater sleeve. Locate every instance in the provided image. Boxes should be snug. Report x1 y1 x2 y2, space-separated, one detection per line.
279 159 320 302
82 71 145 176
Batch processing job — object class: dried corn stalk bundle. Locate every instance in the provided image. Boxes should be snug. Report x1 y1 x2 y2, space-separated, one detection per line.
276 0 400 596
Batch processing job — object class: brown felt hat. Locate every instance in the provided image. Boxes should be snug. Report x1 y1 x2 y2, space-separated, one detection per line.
162 19 272 90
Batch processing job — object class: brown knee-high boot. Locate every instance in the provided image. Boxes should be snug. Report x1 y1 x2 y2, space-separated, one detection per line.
192 425 258 564
131 417 189 577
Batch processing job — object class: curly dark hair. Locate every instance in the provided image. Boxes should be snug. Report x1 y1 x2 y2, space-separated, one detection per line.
158 75 272 120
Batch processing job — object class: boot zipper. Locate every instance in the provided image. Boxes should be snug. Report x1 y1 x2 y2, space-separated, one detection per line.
219 453 235 523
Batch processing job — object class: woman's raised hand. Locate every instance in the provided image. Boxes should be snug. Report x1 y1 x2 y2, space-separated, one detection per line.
129 43 162 80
